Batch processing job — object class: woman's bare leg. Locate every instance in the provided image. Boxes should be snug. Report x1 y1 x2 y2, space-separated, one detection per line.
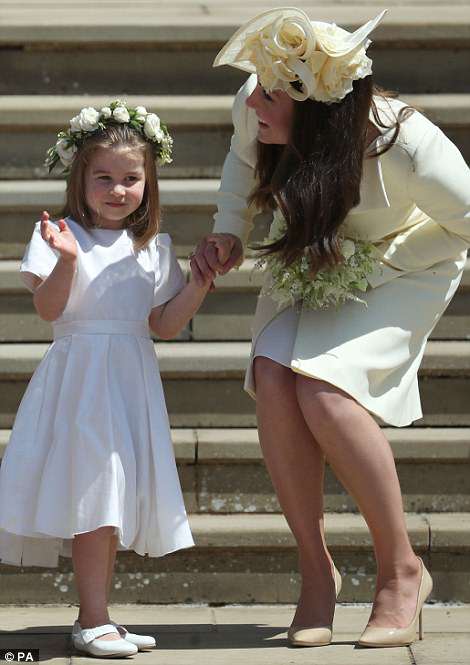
73 526 121 640
254 357 336 627
295 375 422 629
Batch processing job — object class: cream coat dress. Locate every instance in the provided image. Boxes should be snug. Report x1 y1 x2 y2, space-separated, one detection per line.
213 75 470 426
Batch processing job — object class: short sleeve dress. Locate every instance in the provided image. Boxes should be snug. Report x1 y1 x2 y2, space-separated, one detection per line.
0 218 194 567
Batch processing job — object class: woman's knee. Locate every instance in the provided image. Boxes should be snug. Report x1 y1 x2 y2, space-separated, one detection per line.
295 374 355 424
253 356 294 397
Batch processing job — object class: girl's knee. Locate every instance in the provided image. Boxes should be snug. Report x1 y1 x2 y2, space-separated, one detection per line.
74 526 115 542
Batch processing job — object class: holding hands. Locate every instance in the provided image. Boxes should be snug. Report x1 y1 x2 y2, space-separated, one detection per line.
40 211 77 264
190 233 243 287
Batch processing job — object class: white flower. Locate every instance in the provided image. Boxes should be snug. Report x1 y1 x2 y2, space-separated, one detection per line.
134 106 148 123
247 39 280 91
143 113 162 140
317 46 372 103
262 15 315 60
69 107 100 133
311 22 345 56
69 115 81 133
56 138 77 166
113 106 130 123
160 134 173 150
100 106 112 119
342 239 356 260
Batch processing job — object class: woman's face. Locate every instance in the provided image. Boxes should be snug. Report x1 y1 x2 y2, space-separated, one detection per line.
246 83 294 145
85 146 146 229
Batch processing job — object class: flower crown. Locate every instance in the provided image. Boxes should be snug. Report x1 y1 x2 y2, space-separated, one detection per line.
45 99 173 173
214 8 386 103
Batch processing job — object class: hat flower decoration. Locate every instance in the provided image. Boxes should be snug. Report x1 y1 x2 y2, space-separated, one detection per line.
214 7 387 103
45 99 173 173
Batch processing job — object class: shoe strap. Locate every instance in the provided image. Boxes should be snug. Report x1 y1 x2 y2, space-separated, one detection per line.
81 624 119 644
110 621 128 636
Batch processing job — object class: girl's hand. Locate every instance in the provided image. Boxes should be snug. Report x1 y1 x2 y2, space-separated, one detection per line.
40 211 77 263
188 262 215 292
190 233 243 287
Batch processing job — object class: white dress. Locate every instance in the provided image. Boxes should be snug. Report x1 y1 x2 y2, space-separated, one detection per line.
0 218 194 567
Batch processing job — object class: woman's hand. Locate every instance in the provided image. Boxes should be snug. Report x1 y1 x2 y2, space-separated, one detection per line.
40 211 77 264
190 233 243 287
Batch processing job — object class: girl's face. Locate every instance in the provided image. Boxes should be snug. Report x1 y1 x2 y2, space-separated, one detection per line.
246 83 294 145
85 146 146 229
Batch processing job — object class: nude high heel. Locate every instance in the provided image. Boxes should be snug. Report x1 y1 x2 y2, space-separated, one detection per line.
287 564 342 647
357 558 433 648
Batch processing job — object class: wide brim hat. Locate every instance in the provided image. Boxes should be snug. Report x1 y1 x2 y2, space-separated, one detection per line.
213 7 387 103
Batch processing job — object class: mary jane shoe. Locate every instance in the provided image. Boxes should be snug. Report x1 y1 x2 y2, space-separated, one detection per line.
111 621 157 650
72 621 138 657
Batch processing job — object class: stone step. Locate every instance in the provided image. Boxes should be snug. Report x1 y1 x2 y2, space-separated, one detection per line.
0 512 468 603
1 94 469 179
1 426 469 513
1 257 470 342
1 6 469 94
1 341 470 428
188 427 470 514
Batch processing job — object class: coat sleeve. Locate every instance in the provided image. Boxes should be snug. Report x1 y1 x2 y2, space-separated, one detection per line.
368 123 470 287
212 74 259 246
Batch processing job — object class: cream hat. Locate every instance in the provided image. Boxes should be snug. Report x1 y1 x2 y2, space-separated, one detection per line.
213 7 387 103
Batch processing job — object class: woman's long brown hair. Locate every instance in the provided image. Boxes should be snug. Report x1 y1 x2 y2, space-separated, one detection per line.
250 77 414 272
61 124 160 251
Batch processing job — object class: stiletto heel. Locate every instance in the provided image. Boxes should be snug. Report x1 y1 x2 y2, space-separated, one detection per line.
357 558 433 648
288 563 341 647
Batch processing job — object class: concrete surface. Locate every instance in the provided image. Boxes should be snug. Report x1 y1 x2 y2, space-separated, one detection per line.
0 604 468 664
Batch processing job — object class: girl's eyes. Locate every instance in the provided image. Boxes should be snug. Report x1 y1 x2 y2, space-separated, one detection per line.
262 88 273 101
96 176 139 182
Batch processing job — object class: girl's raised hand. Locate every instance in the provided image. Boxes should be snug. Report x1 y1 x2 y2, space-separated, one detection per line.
40 211 77 263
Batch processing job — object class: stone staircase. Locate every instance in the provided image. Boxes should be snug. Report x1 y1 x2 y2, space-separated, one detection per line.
0 1 469 604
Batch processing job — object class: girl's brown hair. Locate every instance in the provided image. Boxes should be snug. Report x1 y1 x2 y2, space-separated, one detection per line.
250 77 414 272
61 124 160 251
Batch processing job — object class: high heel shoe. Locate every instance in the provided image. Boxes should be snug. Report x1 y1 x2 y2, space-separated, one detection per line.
357 557 433 648
287 564 342 647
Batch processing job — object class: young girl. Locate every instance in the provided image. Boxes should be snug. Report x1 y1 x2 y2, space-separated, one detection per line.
0 101 211 658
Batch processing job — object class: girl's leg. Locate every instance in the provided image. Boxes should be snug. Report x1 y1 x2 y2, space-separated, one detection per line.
253 357 336 627
295 375 422 629
73 526 121 640
106 533 119 604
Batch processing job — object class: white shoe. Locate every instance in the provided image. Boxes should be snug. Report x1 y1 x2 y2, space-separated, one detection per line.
72 621 138 657
111 621 157 650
